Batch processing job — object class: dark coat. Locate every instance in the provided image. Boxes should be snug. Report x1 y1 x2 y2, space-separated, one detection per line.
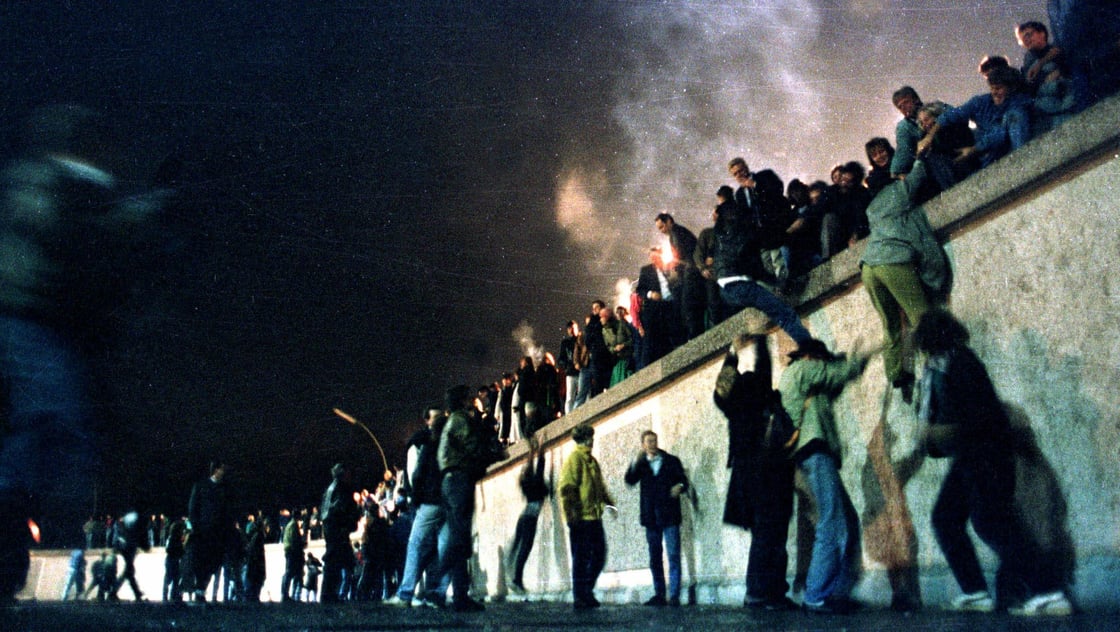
713 343 794 531
624 450 688 528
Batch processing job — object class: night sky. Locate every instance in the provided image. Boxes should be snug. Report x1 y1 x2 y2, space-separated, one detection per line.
1 1 1042 518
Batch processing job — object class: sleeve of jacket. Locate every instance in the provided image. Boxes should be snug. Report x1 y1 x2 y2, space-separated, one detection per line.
558 451 582 523
624 456 649 486
667 454 689 492
818 356 870 395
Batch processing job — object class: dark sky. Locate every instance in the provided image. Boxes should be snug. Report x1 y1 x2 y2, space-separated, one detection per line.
1 1 1041 517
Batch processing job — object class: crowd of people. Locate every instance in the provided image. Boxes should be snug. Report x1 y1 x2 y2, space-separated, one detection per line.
473 16 1118 435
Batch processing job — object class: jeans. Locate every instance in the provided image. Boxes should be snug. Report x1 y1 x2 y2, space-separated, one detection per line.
719 280 811 345
281 553 303 601
509 502 542 585
0 317 96 549
645 525 681 601
564 375 579 414
163 556 182 601
568 520 606 603
798 452 861 604
396 503 444 599
573 367 593 409
434 470 476 603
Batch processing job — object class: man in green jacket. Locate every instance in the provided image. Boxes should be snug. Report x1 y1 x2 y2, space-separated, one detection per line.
779 338 876 614
559 423 614 609
859 158 951 401
433 384 501 612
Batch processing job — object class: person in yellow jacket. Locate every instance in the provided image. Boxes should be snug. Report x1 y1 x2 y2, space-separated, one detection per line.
559 423 614 609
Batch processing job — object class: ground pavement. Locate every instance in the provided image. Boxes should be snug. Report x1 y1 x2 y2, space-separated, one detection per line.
6 600 1119 632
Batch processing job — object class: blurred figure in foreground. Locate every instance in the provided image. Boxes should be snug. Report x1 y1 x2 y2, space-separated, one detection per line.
0 105 165 601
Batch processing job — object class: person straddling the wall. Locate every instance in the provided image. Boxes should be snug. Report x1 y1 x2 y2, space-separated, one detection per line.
779 337 878 614
913 309 1074 616
559 422 614 610
624 430 688 607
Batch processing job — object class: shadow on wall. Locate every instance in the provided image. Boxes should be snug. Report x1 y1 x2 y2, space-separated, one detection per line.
1002 402 1076 605
679 449 712 604
859 385 926 612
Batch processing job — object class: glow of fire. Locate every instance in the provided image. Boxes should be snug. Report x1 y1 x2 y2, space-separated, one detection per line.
659 237 675 266
28 519 41 544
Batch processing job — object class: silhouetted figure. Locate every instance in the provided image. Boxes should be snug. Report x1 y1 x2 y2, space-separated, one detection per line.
0 104 165 601
320 463 360 602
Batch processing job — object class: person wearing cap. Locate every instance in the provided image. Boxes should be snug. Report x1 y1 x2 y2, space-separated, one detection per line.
778 338 876 614
559 422 614 609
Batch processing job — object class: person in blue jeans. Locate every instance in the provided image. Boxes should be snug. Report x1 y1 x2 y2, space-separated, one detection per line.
389 406 451 607
625 430 688 607
715 161 812 345
778 338 876 614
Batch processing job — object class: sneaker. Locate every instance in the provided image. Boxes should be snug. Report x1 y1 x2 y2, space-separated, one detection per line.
803 596 859 615
1008 591 1073 616
644 595 668 607
508 581 526 596
667 597 681 607
384 595 411 607
949 591 995 613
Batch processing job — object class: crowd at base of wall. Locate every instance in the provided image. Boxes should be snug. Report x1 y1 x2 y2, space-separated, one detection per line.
22 548 1120 612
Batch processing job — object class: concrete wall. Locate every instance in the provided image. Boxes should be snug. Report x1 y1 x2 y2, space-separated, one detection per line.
472 95 1120 610
22 542 328 602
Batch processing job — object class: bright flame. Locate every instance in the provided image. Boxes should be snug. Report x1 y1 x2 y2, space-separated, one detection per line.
333 408 358 424
28 519 41 544
659 237 675 266
614 277 633 314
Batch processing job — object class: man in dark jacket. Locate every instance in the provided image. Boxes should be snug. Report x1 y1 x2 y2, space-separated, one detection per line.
433 385 503 612
624 431 688 607
319 463 360 602
187 460 232 602
714 334 796 610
